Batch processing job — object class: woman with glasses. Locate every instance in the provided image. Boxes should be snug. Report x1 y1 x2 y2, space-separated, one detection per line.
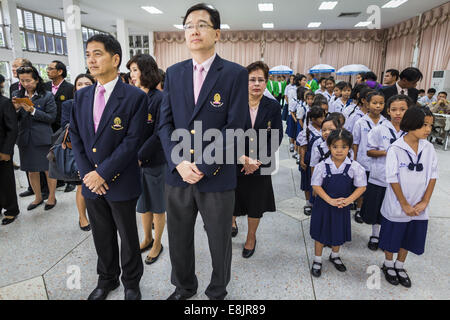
12 66 58 211
232 61 283 258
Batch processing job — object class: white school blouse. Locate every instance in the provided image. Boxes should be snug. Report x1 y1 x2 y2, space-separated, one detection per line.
289 98 299 113
311 157 367 188
296 102 309 121
297 124 321 147
330 98 355 114
367 121 405 187
352 114 386 171
310 139 354 168
287 86 297 106
344 109 365 133
380 137 438 223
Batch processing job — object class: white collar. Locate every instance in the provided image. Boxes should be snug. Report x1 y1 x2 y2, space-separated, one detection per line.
193 53 216 73
396 81 408 94
25 91 38 98
393 136 427 156
382 120 402 133
96 77 119 93
324 156 352 169
362 114 385 125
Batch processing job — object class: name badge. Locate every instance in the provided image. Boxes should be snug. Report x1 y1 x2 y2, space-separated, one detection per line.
148 113 153 123
111 117 124 130
210 93 224 108
60 95 66 101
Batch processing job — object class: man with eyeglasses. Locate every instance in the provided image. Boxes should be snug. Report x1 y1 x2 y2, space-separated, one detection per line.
159 3 248 300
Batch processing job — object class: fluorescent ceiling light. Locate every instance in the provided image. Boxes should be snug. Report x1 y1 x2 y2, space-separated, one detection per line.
221 24 230 29
262 23 274 29
308 22 322 28
173 24 184 30
319 1 338 10
141 6 163 14
382 0 408 8
354 21 371 27
258 3 274 11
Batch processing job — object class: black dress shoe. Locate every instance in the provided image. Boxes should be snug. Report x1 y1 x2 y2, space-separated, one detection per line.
354 211 363 223
303 205 312 216
20 190 34 197
125 288 142 300
395 267 412 288
79 221 91 232
44 200 57 211
381 264 399 286
231 223 238 238
367 236 379 251
42 193 49 201
27 200 43 211
56 180 65 188
311 261 322 278
64 183 76 193
145 245 163 265
167 290 197 300
242 240 256 258
2 216 17 225
289 147 294 153
140 239 154 253
87 281 120 300
329 254 347 272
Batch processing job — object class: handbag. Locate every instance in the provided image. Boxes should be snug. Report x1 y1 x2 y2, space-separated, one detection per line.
47 124 80 181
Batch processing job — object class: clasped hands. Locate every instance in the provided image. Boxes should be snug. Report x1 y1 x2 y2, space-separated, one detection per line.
239 155 262 175
328 197 352 209
402 201 427 217
177 161 204 184
83 170 109 195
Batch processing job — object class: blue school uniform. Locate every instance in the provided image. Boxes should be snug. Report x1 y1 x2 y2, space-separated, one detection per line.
310 158 366 246
286 99 298 139
295 102 307 146
299 127 321 192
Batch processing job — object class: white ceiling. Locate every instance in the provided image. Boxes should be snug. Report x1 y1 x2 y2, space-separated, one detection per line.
16 0 449 34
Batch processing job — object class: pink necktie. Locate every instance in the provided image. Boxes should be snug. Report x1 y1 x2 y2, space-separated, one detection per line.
194 65 205 104
93 85 106 133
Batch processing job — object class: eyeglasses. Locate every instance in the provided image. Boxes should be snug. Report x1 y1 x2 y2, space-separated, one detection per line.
183 22 214 31
46 67 56 71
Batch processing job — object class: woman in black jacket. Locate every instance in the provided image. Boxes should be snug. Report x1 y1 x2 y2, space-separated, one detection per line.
12 66 57 211
127 54 166 265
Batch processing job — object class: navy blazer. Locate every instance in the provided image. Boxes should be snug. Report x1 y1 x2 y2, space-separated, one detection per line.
0 95 18 155
380 85 419 116
13 90 57 147
61 99 73 128
69 80 148 201
138 89 166 167
237 96 283 176
45 80 74 131
159 55 248 192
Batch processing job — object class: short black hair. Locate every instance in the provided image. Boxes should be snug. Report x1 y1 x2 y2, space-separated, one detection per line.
73 73 95 94
246 61 269 82
438 91 447 97
366 91 385 105
336 81 352 91
313 94 328 106
16 66 46 95
127 54 161 90
400 67 423 82
400 106 434 132
86 34 122 69
183 3 221 30
52 60 67 78
386 94 414 110
327 112 345 128
350 84 369 101
385 69 400 81
0 74 5 84
427 88 436 94
419 89 425 94
363 71 377 81
296 86 308 101
326 77 335 84
327 128 353 149
319 77 327 84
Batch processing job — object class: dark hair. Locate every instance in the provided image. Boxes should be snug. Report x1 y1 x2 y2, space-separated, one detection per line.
0 74 5 84
183 3 221 30
319 77 327 84
359 88 376 105
357 72 366 79
400 67 423 82
438 91 447 97
350 84 369 102
326 77 335 84
363 71 377 81
306 105 326 143
386 69 399 81
336 81 352 91
386 94 414 111
159 68 166 90
326 128 353 152
86 34 122 69
426 88 436 94
313 94 328 106
120 72 130 84
322 115 340 130
366 91 385 104
16 66 47 96
246 61 269 82
400 106 434 132
305 91 315 102
327 112 345 128
126 54 161 90
52 60 67 78
297 86 308 101
73 73 95 93
18 58 33 68
419 89 425 94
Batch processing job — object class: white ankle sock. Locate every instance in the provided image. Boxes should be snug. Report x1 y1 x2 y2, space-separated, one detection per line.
384 259 396 276
372 225 380 240
290 143 294 148
313 256 322 269
331 252 343 264
395 261 408 278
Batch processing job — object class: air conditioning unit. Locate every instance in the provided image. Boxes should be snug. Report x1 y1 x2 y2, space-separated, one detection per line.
430 70 450 93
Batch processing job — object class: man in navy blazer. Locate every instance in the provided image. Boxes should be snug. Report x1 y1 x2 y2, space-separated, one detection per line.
70 34 147 300
159 4 248 300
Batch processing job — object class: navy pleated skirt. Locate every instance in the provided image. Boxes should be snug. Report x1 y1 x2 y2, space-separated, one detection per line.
378 216 428 255
286 116 297 139
360 183 386 225
300 165 312 192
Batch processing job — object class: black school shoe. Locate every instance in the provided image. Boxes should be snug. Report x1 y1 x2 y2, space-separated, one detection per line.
329 254 347 272
368 236 379 251
381 264 399 286
303 205 312 216
395 267 412 288
231 223 238 238
354 211 363 223
311 261 322 278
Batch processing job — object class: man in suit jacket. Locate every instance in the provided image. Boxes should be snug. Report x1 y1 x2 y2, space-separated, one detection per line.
70 34 147 300
0 81 19 225
44 61 74 133
380 67 422 116
159 4 248 300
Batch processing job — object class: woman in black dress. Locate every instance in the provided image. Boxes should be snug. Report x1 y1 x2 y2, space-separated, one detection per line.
233 61 283 258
